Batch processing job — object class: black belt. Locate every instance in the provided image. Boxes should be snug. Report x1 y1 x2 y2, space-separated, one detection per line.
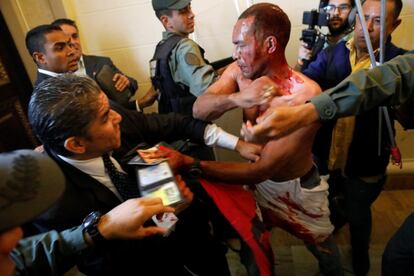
300 165 320 189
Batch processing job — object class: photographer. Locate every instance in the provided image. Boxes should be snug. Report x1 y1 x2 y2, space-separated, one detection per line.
295 0 354 71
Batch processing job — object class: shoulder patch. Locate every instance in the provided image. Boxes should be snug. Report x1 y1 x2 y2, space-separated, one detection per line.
185 53 201 66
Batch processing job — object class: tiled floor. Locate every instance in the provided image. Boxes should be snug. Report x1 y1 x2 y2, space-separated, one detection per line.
226 189 414 276
65 189 414 276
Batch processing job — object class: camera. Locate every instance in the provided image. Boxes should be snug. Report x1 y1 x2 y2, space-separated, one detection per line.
301 9 329 50
299 1 330 68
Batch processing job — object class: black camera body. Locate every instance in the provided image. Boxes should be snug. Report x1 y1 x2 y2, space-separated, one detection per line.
299 2 330 69
301 9 329 50
303 9 330 28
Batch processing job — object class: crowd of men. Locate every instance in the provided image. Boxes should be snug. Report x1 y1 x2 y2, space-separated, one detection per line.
2 0 414 275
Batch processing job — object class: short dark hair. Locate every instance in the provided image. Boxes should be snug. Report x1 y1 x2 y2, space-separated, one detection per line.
155 9 173 19
238 3 291 51
28 75 102 156
25 24 62 56
362 0 403 20
51 18 79 30
390 0 403 19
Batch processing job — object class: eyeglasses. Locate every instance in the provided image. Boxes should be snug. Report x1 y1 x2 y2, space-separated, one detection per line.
323 4 351 13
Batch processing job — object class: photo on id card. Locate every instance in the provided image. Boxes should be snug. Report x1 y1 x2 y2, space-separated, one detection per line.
136 161 183 206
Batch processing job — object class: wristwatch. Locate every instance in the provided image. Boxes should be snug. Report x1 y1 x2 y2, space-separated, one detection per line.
82 211 105 245
188 158 202 177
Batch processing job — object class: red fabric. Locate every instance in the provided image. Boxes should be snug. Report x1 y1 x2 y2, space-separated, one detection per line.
199 179 273 276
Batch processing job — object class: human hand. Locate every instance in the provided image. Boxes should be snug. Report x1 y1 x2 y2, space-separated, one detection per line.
298 41 312 62
268 90 318 107
229 76 283 108
98 197 175 240
146 146 194 173
113 73 130 91
138 86 159 109
241 103 319 143
175 174 193 204
33 145 44 153
267 80 321 108
235 138 263 161
173 174 194 214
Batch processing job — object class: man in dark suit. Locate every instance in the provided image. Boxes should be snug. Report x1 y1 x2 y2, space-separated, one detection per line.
50 19 135 90
28 74 260 275
25 24 79 88
52 18 158 111
25 23 157 110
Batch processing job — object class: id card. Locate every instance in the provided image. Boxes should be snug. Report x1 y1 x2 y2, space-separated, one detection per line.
144 181 181 206
137 161 183 206
138 162 173 187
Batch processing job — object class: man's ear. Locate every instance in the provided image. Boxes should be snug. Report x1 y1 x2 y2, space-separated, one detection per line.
391 18 402 33
160 15 170 29
265 36 277 54
64 137 86 155
33 51 46 66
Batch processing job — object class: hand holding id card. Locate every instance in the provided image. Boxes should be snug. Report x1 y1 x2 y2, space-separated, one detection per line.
136 161 184 207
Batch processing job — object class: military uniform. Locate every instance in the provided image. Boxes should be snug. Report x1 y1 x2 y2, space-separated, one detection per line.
151 0 218 160
151 31 217 115
166 31 216 97
310 50 414 121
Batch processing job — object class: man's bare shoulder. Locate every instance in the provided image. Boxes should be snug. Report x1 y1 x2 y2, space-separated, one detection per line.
290 70 321 96
221 62 242 80
268 70 322 108
204 62 245 95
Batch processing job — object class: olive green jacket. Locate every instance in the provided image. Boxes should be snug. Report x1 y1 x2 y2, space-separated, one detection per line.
311 50 414 121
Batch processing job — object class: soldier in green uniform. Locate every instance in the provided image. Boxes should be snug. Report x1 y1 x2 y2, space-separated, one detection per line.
151 0 221 161
151 0 217 115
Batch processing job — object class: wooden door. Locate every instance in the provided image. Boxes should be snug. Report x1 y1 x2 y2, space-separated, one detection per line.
0 11 37 152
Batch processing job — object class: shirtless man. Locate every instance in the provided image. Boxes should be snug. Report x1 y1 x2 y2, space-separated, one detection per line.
163 3 343 275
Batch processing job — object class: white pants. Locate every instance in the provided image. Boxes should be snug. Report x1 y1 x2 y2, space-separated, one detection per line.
255 177 333 243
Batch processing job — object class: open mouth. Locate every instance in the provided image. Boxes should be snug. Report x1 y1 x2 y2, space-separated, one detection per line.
69 60 78 66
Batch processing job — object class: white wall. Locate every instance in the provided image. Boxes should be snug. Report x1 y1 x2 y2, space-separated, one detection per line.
61 0 324 106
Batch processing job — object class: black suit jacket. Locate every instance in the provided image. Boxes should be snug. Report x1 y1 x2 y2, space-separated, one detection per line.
34 72 53 88
83 54 138 93
34 55 138 109
34 102 208 231
33 104 209 274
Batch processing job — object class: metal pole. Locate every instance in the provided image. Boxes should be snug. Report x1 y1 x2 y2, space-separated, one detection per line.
355 0 396 156
379 0 386 64
378 0 387 155
354 0 377 66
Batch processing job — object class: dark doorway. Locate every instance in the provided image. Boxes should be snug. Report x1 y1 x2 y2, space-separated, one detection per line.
0 11 37 152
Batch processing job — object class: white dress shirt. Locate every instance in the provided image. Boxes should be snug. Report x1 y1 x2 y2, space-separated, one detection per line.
74 55 87 76
58 154 124 201
38 68 60 77
204 124 239 150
